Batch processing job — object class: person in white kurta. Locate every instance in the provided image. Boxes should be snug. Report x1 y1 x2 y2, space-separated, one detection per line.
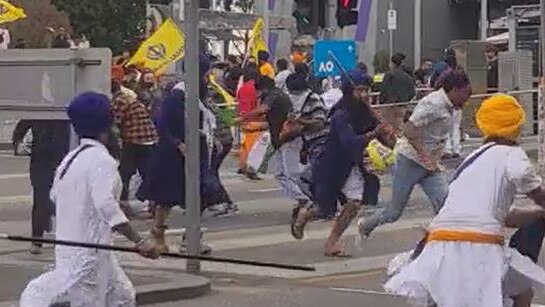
385 94 545 307
20 92 159 307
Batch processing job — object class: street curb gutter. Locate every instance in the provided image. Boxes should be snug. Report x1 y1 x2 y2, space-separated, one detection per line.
137 275 211 305
0 275 211 306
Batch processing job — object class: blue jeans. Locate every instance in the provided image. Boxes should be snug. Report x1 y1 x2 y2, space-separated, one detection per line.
361 154 448 235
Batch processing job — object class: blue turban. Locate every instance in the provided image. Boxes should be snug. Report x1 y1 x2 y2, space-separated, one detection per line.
67 92 112 138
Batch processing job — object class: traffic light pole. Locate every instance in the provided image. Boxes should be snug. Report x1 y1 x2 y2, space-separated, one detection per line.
389 2 394 60
414 0 421 70
480 0 488 40
184 0 202 274
538 0 545 177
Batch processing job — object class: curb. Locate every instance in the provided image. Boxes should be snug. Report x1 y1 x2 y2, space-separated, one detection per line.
0 274 211 307
0 143 11 151
136 274 211 305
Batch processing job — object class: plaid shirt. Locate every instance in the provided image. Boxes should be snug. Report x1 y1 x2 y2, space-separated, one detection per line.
111 92 158 145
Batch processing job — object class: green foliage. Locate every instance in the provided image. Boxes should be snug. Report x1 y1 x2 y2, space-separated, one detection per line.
7 0 71 48
373 50 390 74
233 0 254 13
51 0 146 54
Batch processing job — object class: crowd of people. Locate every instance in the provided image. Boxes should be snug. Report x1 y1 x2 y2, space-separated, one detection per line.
11 38 545 306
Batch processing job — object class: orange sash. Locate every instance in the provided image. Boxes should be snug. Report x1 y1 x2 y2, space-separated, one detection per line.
426 229 504 246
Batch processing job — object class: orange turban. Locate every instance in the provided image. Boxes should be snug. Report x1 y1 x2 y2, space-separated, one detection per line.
111 65 125 83
476 94 525 141
291 52 306 64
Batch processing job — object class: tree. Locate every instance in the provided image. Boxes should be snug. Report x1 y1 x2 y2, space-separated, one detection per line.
232 0 254 13
6 0 71 48
51 0 146 54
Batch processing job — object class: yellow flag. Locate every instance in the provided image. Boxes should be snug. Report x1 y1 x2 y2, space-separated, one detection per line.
209 74 235 106
126 19 185 74
0 0 26 24
249 18 268 60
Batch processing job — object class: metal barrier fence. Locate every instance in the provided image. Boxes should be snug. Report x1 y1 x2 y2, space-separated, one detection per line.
0 88 538 150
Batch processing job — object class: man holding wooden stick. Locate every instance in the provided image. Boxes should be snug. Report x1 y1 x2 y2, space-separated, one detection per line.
20 92 160 307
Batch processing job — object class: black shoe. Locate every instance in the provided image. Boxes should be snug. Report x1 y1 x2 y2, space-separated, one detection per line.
246 172 262 181
237 168 246 175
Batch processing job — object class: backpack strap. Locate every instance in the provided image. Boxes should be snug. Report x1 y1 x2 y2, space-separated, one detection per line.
449 143 496 184
59 144 94 180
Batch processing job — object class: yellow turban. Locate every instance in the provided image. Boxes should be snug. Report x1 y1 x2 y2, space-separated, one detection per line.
476 94 525 140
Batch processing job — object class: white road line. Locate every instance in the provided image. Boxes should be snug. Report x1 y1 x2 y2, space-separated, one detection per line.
330 289 545 307
0 173 28 180
329 287 395 297
248 188 281 193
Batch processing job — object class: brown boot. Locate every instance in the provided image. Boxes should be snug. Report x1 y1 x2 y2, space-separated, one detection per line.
151 225 169 253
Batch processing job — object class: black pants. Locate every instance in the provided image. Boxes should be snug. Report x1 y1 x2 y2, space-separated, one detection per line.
210 142 233 205
362 173 381 206
509 219 545 263
211 142 232 176
31 185 54 245
119 143 153 201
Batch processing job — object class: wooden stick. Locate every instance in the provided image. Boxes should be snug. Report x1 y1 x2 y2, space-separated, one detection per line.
0 234 316 272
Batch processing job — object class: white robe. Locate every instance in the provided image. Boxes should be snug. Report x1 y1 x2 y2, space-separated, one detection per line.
20 139 135 307
385 144 545 307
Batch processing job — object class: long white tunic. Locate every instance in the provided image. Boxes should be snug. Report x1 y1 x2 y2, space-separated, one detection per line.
20 139 135 307
385 144 545 307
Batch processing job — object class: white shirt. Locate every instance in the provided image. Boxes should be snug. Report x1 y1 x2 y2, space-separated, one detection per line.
396 89 454 165
20 138 133 307
430 144 541 234
321 88 342 111
52 139 128 244
0 28 10 49
275 70 291 93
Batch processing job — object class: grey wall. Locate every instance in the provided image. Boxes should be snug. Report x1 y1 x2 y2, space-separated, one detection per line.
374 0 479 68
375 0 416 68
421 0 479 61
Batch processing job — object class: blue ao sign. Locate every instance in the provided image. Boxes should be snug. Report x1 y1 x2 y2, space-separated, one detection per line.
313 40 357 78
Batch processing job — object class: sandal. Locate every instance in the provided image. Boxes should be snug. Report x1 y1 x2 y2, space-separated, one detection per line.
291 208 309 240
324 248 352 258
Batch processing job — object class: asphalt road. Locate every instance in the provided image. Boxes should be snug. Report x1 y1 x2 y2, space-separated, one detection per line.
150 270 409 307
1 140 545 306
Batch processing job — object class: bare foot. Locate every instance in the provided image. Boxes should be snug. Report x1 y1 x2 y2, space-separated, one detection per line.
324 241 351 258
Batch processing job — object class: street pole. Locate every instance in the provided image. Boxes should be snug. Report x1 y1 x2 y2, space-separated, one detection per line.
389 2 394 60
255 0 269 47
538 0 545 177
414 0 421 70
184 0 201 274
480 0 488 40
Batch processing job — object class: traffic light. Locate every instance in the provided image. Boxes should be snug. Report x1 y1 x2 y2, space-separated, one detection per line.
293 0 326 35
337 0 358 27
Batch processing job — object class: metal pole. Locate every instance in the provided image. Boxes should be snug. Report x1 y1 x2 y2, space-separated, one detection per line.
480 0 488 40
414 0 421 70
507 8 517 52
184 0 201 274
389 2 393 60
538 0 545 177
255 0 269 47
325 0 337 40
